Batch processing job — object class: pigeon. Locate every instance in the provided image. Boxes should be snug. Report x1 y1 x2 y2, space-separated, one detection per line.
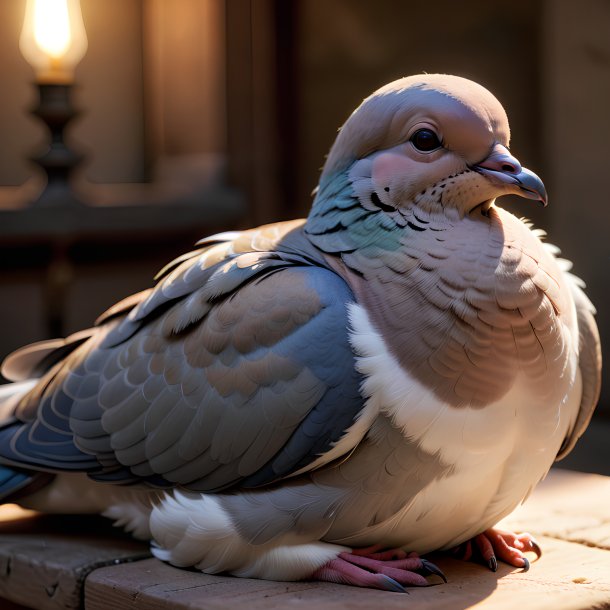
0 74 601 592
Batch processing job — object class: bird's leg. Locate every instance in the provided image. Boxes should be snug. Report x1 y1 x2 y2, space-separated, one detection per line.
452 528 541 572
311 545 446 593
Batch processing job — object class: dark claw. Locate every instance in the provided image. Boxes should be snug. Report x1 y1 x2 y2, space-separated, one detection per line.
420 558 448 583
488 555 498 572
379 575 408 593
521 557 530 572
529 538 542 559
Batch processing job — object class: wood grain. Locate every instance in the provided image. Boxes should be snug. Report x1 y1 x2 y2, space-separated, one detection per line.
1 469 610 609
0 510 149 610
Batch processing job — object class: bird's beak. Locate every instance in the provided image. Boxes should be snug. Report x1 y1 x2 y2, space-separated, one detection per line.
473 143 547 206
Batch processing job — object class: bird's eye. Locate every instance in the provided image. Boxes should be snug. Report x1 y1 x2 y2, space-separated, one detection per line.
410 129 442 152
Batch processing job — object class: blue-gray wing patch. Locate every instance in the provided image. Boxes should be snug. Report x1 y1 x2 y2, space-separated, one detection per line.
0 257 364 492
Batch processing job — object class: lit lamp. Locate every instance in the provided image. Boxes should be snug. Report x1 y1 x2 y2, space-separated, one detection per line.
20 0 88 206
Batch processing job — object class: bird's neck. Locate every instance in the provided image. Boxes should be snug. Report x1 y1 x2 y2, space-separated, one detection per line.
322 206 570 409
307 171 440 257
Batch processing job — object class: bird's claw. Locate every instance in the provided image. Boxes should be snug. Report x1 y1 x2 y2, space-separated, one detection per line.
526 537 542 560
451 528 541 573
378 576 408 593
420 558 447 583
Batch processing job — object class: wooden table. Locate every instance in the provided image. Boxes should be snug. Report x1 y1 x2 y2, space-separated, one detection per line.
1 468 609 610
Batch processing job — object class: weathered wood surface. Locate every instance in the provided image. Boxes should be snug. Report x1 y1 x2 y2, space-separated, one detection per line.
1 468 609 609
0 506 150 610
84 538 610 610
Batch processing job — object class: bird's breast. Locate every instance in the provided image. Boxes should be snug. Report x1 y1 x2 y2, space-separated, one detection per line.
334 209 581 550
345 206 577 410
335 300 580 552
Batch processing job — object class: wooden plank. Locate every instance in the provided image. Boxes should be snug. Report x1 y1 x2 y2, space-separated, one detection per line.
0 469 608 609
0 507 149 610
84 468 610 610
84 537 610 610
0 186 244 244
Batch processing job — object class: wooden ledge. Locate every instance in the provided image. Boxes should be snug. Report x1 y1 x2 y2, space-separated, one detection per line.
0 184 245 245
0 469 609 609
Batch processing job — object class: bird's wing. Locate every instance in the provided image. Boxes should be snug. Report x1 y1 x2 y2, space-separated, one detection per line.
0 224 365 491
1 329 94 382
1 290 156 383
556 276 602 460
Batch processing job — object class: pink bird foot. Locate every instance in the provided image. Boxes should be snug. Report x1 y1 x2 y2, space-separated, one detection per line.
312 544 446 592
452 528 542 572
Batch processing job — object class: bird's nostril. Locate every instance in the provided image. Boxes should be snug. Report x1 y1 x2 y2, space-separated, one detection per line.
501 163 516 173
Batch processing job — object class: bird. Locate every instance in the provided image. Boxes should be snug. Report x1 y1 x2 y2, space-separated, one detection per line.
0 73 601 593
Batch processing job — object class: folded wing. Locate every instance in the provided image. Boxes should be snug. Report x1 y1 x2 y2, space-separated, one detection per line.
0 225 365 492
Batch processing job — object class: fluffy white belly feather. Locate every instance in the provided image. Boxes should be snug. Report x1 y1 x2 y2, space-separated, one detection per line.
338 303 581 552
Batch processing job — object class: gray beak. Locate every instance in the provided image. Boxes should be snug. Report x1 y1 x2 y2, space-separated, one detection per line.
473 143 548 206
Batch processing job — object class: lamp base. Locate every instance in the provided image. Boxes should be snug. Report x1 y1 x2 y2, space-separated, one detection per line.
30 83 85 207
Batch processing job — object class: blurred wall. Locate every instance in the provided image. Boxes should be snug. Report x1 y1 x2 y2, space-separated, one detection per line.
0 0 43 186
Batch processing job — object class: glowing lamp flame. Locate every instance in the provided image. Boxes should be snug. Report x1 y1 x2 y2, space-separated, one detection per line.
33 0 72 59
20 0 88 83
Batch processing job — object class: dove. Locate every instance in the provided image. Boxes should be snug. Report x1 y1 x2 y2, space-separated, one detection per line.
0 74 601 593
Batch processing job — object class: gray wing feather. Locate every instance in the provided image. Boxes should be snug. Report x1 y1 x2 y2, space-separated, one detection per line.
0 228 365 492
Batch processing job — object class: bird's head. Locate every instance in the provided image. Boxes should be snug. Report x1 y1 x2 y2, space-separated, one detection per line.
306 74 546 252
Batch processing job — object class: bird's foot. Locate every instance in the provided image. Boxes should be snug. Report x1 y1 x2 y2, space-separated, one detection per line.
312 544 446 592
452 528 541 572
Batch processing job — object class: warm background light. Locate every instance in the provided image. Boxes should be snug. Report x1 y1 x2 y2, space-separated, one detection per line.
20 0 88 83
33 0 72 59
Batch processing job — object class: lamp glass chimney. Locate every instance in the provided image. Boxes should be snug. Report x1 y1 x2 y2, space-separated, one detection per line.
20 0 88 84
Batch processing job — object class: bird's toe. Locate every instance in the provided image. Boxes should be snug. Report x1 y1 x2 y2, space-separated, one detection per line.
452 528 541 573
312 547 446 592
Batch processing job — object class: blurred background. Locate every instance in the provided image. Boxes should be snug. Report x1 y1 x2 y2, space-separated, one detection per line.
0 0 608 472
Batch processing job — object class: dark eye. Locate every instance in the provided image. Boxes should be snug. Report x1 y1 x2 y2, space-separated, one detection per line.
411 128 442 152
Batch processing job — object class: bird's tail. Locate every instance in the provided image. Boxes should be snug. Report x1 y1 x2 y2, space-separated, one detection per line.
0 465 35 500
0 380 54 503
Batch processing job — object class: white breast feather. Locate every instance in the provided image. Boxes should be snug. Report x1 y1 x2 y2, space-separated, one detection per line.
346 302 580 552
